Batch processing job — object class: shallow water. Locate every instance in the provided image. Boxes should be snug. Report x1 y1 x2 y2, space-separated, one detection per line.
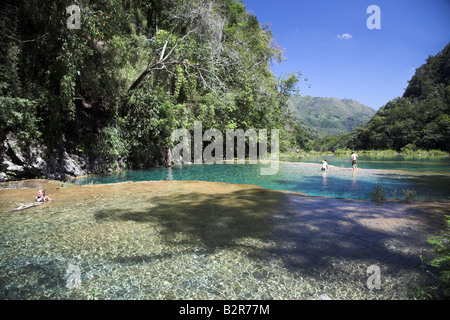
280 154 450 172
0 180 448 300
69 162 450 200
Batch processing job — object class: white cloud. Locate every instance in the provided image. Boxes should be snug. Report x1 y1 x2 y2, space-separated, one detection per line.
337 33 353 40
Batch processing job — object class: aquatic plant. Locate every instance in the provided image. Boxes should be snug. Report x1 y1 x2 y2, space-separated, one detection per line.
60 182 77 188
390 189 399 200
369 180 387 201
374 186 418 202
91 288 99 300
401 189 418 201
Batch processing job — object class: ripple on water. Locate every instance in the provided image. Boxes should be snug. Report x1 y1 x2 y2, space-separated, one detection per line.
0 180 448 299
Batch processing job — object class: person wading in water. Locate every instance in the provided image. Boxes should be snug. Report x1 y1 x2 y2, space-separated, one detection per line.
350 152 358 172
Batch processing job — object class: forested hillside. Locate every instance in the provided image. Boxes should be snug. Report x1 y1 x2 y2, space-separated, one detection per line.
0 0 303 179
287 95 375 137
347 43 450 152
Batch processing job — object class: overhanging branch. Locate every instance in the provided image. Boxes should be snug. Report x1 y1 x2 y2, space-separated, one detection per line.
126 28 197 93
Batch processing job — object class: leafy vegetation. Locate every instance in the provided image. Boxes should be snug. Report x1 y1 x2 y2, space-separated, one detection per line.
368 180 419 202
303 43 449 154
416 216 450 299
287 95 375 137
347 43 450 153
0 0 306 176
369 180 387 201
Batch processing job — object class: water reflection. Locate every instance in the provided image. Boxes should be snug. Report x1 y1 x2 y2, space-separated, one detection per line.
321 171 328 191
66 163 450 200
167 167 173 181
351 176 358 191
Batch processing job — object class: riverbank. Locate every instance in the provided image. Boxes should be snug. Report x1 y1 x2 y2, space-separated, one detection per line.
281 149 449 158
1 180 449 299
58 160 450 201
1 147 448 183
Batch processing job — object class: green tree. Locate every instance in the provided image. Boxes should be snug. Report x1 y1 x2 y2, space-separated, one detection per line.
1 0 305 177
348 43 450 152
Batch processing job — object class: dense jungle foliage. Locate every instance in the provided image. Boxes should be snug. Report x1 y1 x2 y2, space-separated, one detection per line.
0 0 308 173
324 43 450 153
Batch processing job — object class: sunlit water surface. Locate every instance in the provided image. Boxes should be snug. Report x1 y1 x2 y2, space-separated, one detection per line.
0 178 449 300
70 160 450 200
1 157 449 299
280 154 450 172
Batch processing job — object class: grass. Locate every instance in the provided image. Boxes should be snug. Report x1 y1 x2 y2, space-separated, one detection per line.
415 216 450 299
280 148 449 158
369 180 387 201
369 180 418 202
334 149 449 157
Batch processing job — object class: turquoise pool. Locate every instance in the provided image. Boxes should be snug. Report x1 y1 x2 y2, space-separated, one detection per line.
280 154 450 172
71 160 450 200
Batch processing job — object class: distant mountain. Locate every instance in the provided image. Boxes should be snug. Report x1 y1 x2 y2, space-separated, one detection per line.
349 42 450 152
287 95 376 137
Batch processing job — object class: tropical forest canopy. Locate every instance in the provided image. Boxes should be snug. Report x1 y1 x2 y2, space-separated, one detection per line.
0 0 448 179
347 43 450 152
0 0 306 174
307 43 450 154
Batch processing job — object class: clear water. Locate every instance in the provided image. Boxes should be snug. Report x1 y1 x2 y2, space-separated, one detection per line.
1 156 449 300
280 154 450 173
70 160 450 200
0 180 448 300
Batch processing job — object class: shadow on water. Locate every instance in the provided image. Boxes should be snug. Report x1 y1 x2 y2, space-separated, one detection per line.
269 199 422 274
274 170 450 200
66 162 450 200
93 187 443 276
1 180 449 299
94 188 279 250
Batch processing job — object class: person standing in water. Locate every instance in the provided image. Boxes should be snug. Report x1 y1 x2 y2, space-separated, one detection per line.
321 160 329 171
350 152 358 171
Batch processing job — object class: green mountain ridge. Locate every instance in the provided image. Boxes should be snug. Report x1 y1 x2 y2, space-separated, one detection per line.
348 42 450 152
287 95 376 137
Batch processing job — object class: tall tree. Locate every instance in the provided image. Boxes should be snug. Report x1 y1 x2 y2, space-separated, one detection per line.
1 0 303 177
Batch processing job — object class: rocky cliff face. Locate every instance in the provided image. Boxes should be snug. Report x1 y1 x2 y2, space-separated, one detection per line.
0 133 101 181
0 132 173 182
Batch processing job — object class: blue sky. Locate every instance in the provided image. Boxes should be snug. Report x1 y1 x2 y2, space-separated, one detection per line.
242 0 450 110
